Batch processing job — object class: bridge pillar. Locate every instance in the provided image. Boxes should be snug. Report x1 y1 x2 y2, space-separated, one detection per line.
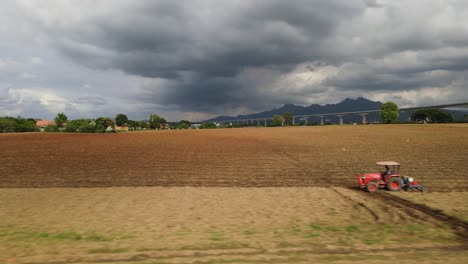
360 114 368 124
319 116 324 126
337 115 344 125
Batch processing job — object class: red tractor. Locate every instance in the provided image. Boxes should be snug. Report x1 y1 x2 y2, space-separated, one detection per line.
356 161 404 192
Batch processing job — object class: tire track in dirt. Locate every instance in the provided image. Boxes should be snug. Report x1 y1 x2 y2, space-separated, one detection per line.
331 187 468 245
374 191 468 242
330 187 380 221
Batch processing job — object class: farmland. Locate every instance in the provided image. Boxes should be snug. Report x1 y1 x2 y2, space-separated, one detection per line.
0 125 467 263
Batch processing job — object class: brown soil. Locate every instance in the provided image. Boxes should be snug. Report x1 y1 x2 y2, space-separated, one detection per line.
1 125 467 263
0 187 466 263
1 125 467 191
392 191 468 222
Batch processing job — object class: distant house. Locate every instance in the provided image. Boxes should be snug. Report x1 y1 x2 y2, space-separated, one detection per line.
160 123 171 130
115 125 129 131
191 123 201 129
35 120 56 132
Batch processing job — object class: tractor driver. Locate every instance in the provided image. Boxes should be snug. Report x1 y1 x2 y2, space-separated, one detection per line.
383 165 392 179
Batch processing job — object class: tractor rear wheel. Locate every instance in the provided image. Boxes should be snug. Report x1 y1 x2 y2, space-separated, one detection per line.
366 181 379 192
387 178 402 191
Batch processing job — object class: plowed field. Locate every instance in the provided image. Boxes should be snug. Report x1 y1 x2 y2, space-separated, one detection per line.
1 124 467 263
1 125 467 190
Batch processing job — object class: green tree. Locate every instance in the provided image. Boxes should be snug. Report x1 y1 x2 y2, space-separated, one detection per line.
54 112 68 129
271 115 284 127
0 117 17 133
95 117 115 133
176 123 190 129
127 120 137 130
381 102 399 124
176 120 191 129
411 108 454 123
148 114 161 129
64 119 92 132
179 120 191 126
283 112 293 126
44 125 59 132
199 122 217 129
78 124 97 133
138 121 149 129
9 117 38 132
115 114 128 126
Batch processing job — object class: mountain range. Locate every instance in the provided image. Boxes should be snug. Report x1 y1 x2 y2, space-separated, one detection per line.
204 97 383 122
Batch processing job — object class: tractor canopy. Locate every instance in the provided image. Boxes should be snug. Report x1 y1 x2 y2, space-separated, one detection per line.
376 161 400 166
376 161 400 173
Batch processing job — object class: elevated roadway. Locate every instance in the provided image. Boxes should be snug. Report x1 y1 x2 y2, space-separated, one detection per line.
213 102 468 126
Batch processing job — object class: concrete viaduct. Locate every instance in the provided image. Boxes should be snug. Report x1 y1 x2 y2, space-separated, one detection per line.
212 102 468 126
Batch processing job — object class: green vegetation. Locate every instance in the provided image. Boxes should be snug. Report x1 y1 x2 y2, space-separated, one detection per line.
127 120 149 130
63 119 92 132
115 113 128 126
176 120 191 129
209 232 225 241
48 112 170 133
94 117 115 133
268 222 455 247
271 114 284 126
283 112 293 126
87 247 128 254
149 113 167 129
0 227 114 243
346 225 359 232
381 101 399 124
54 112 68 129
43 112 167 133
200 122 218 129
411 108 454 123
0 116 38 133
51 232 82 241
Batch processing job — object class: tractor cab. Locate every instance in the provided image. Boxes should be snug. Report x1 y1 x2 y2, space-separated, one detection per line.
377 161 400 178
356 161 403 192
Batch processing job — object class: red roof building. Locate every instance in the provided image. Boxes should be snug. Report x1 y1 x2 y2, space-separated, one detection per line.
36 120 56 131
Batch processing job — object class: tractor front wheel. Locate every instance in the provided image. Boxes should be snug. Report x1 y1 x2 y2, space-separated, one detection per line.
387 178 402 191
366 181 379 192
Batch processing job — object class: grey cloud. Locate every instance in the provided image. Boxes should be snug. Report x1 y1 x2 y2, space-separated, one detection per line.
10 0 468 118
362 0 383 8
32 0 366 113
74 96 107 106
325 46 468 92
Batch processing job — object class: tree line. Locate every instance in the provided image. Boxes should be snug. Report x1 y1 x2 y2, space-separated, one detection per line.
0 102 461 133
0 117 38 133
50 113 172 133
0 112 203 133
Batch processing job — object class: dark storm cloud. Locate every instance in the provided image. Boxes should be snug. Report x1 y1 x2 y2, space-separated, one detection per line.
18 0 468 115
40 0 366 112
53 0 363 79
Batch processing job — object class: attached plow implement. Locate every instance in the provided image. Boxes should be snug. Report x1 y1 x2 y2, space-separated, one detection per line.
402 176 427 192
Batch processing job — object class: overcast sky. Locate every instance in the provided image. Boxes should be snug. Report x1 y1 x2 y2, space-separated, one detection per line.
1 0 467 121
